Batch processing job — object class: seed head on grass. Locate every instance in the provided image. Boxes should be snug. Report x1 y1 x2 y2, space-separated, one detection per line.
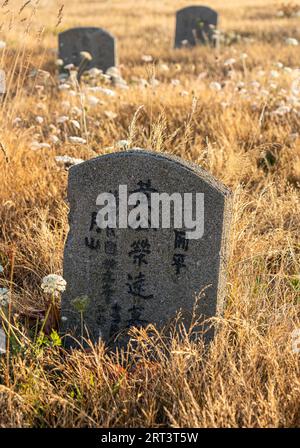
71 295 90 314
80 51 93 62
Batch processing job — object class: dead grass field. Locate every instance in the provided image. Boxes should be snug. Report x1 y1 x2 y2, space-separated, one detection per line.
0 0 299 428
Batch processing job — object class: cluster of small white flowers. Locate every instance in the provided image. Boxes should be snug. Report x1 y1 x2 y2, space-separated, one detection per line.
224 58 236 67
286 38 299 46
141 54 153 63
55 155 84 168
30 142 51 150
210 81 222 91
116 139 129 149
41 274 67 297
68 136 87 144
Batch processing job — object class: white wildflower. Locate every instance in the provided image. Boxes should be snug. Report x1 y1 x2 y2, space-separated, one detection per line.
70 119 81 130
291 80 300 96
260 89 269 97
250 81 260 89
116 140 129 149
180 90 189 97
272 105 291 116
30 142 51 150
80 51 93 61
106 66 120 77
99 87 115 97
71 106 82 116
0 41 6 50
35 116 44 124
171 79 180 87
209 81 222 91
41 274 66 297
57 115 69 124
61 100 71 110
274 62 284 69
224 58 236 66
104 111 117 120
236 81 245 89
64 63 75 71
87 95 99 106
150 78 159 87
88 67 102 77
12 117 22 126
113 77 128 89
289 132 299 140
49 135 60 144
286 38 298 46
68 90 78 97
59 83 71 91
61 316 68 322
55 155 84 168
269 82 277 90
69 136 87 144
270 70 280 79
220 101 230 109
257 70 265 77
88 86 116 97
159 63 169 72
139 78 148 88
56 59 64 66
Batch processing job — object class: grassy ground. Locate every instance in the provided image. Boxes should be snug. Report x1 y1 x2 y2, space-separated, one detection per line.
0 0 299 427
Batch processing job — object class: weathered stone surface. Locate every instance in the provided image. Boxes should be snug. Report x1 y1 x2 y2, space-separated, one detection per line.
61 150 231 347
58 27 116 77
175 6 218 48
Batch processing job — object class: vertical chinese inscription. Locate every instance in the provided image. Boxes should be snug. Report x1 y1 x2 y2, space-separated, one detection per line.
61 150 232 347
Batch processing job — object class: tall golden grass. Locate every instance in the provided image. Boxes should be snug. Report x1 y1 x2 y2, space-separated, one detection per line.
0 0 299 427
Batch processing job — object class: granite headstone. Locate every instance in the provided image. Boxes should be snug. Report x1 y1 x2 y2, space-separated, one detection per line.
175 6 218 48
61 150 231 347
58 27 116 78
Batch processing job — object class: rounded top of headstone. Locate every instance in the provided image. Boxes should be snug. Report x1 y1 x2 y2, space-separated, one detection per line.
59 27 115 40
176 5 218 16
69 149 231 197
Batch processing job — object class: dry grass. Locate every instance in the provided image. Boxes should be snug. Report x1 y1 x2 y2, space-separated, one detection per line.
0 0 299 428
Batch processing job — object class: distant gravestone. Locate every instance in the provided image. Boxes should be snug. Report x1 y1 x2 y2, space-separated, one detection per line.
58 27 116 78
175 6 218 48
61 150 231 347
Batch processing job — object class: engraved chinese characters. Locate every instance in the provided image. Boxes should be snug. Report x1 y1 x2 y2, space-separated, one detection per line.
61 150 231 346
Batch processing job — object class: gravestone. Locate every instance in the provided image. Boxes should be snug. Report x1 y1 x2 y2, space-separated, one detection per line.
61 150 231 347
0 70 5 95
58 27 116 78
175 6 218 48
